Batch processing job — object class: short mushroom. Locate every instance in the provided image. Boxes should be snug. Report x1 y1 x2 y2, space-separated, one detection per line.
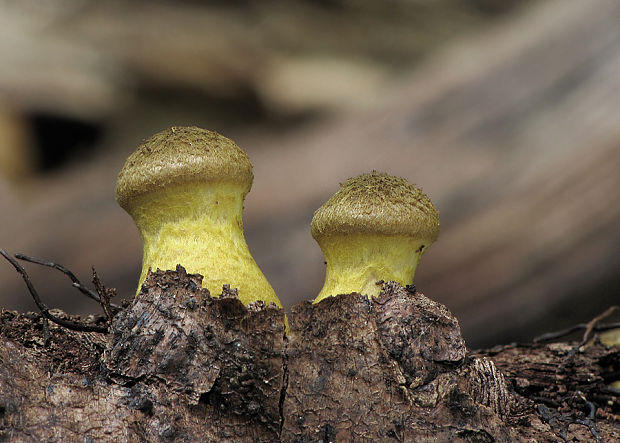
115 126 281 308
311 172 439 303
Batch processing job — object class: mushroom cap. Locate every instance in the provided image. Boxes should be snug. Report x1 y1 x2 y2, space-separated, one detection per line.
311 172 440 241
116 126 253 209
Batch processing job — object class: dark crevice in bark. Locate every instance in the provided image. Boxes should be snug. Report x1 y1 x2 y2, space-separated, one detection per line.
278 335 289 438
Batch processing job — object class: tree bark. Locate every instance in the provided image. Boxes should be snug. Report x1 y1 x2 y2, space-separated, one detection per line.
1 267 618 441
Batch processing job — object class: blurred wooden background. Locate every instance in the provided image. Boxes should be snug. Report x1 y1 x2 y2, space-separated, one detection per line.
1 0 619 348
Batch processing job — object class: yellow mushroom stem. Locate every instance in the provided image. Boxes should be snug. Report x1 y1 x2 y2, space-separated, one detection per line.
126 181 280 308
315 234 426 303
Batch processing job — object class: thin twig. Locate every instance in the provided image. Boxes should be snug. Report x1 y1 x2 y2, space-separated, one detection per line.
534 320 620 343
14 253 121 311
575 417 601 443
1 248 108 333
92 268 115 323
576 391 596 420
581 305 619 346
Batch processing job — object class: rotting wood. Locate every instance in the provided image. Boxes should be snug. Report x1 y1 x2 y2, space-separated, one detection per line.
1 267 618 441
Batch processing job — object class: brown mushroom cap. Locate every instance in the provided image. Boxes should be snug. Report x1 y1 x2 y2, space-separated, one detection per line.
311 172 440 241
115 126 253 210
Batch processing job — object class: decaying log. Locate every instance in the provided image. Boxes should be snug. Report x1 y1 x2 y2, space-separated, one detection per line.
1 267 618 441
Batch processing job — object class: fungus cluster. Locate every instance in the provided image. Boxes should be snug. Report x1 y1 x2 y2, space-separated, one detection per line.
116 128 439 313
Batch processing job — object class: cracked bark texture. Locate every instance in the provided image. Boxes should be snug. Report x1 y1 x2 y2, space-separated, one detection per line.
1 268 618 442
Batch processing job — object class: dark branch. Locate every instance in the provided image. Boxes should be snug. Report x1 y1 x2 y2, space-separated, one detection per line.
534 320 620 343
92 268 115 322
1 249 108 333
14 253 121 311
581 305 619 345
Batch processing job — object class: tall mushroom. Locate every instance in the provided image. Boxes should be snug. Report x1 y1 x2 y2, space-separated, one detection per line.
311 172 439 303
115 126 281 307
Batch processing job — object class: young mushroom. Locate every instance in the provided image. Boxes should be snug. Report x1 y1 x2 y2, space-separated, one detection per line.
311 172 440 303
115 126 281 308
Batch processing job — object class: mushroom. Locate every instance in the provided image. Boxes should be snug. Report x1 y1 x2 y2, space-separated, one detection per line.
311 172 439 303
115 126 281 308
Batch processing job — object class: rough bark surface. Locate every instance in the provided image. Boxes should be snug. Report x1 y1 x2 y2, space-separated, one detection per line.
1 268 618 442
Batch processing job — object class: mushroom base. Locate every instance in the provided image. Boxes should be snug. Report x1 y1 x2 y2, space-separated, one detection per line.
314 234 429 303
126 182 281 307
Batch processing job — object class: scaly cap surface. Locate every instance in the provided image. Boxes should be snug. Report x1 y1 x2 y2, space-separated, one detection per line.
115 126 253 209
311 172 440 241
